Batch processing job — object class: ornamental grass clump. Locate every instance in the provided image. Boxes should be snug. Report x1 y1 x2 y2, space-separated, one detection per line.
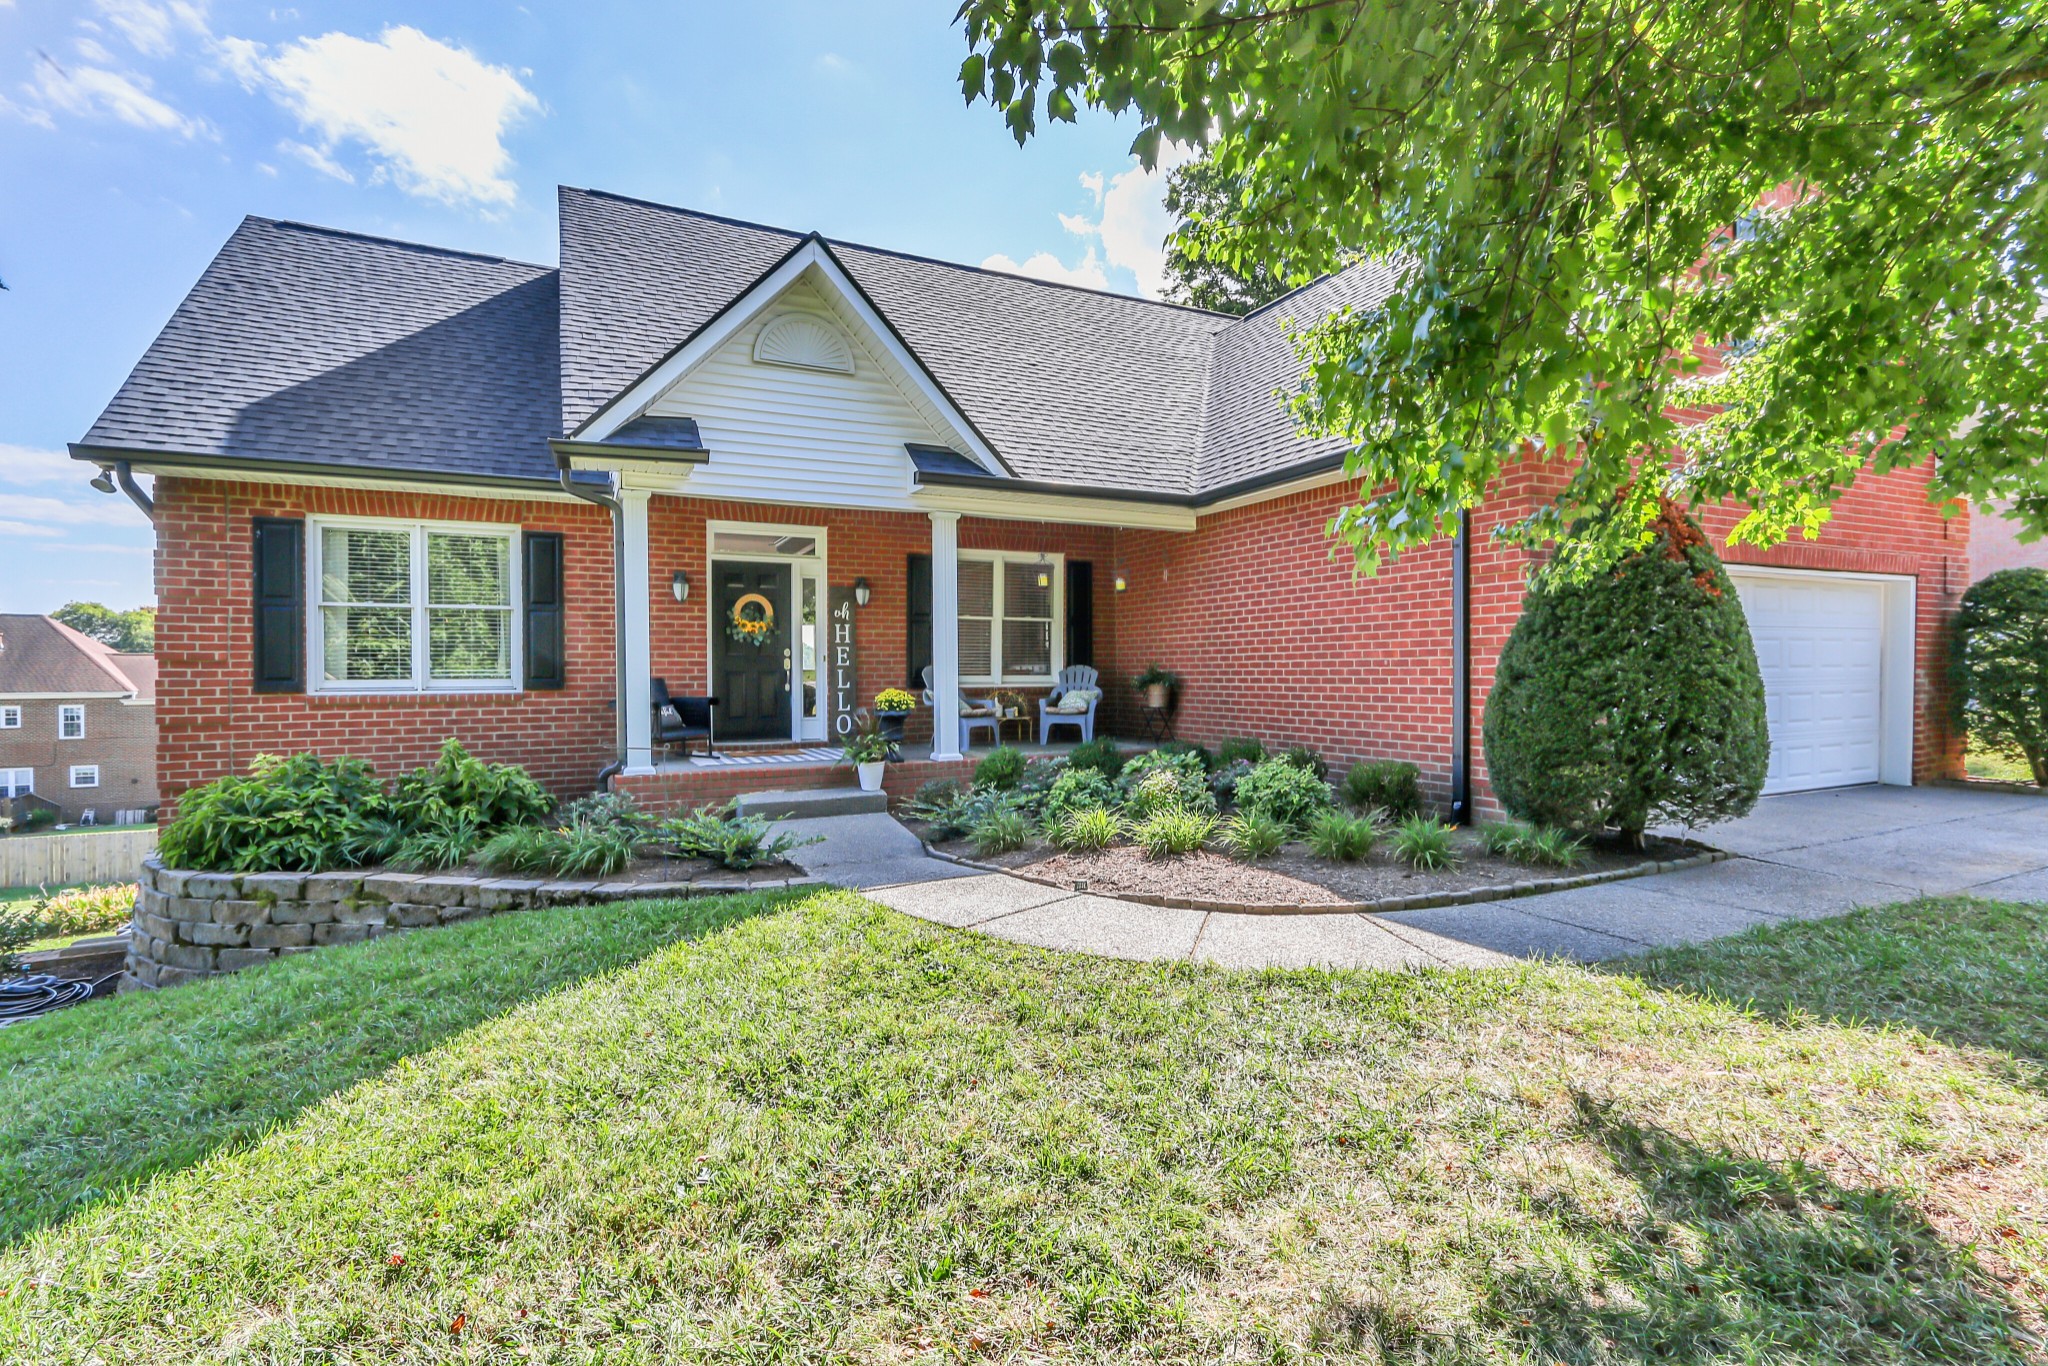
1483 500 1769 845
390 811 486 872
1219 809 1288 862
1305 809 1379 862
1050 806 1121 852
1040 768 1117 828
1479 819 1586 869
968 806 1033 857
1950 567 2048 786
1231 757 1333 832
1391 815 1458 870
1133 807 1216 859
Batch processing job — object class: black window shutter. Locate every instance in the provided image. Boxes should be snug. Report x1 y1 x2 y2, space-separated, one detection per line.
251 517 304 693
1066 560 1095 668
906 553 932 687
524 532 566 690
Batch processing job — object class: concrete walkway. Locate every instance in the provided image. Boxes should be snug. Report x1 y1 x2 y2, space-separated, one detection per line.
780 785 2048 970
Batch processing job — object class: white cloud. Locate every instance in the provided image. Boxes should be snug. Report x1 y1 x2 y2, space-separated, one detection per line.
992 143 1198 299
227 26 539 208
279 137 352 183
15 52 210 137
0 444 93 484
96 0 209 59
980 248 1111 291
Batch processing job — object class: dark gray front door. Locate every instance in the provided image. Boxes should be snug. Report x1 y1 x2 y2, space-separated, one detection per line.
713 561 792 740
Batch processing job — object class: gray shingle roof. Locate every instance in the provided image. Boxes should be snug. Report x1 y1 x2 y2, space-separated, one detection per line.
79 217 562 483
81 192 1401 502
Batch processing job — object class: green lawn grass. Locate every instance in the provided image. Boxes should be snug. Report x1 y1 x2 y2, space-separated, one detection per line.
1 890 2043 1363
1966 741 2041 786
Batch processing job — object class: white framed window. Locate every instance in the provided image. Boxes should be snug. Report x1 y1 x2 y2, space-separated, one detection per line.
0 768 30 798
308 518 521 693
0 706 18 729
958 552 1063 684
57 705 85 740
69 765 99 789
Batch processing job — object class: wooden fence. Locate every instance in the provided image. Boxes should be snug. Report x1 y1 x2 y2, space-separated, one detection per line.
0 828 158 890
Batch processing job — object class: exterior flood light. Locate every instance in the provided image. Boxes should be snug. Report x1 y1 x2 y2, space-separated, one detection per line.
89 469 116 494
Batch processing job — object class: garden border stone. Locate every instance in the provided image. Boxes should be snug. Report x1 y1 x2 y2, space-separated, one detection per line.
920 838 1728 916
122 856 824 991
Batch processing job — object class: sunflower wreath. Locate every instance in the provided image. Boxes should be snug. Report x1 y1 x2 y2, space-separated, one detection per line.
726 593 775 647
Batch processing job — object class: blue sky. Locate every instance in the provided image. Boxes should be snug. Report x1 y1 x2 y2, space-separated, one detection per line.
0 1 1187 614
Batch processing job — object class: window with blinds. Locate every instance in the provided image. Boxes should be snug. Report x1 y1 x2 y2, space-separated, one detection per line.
956 552 1062 683
312 520 518 690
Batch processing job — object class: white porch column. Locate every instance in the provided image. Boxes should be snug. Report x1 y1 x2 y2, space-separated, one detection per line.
620 487 656 775
928 511 963 761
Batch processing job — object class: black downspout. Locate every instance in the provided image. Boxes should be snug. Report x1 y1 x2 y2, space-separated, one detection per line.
1449 509 1473 825
113 462 155 519
558 468 628 788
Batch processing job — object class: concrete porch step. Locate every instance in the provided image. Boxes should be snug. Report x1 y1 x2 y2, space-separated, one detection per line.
736 787 890 820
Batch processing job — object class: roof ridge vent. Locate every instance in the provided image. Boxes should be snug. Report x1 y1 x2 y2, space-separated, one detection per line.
752 311 855 375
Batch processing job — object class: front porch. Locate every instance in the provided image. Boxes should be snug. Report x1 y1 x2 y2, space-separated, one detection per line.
616 736 1150 816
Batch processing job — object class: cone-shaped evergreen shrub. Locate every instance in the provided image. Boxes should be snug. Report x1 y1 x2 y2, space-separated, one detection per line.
1950 567 2048 786
1483 502 1769 842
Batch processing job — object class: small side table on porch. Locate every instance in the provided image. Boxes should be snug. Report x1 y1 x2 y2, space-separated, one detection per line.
996 710 1034 747
1137 704 1174 742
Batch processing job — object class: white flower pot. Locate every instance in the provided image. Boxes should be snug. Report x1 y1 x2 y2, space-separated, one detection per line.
856 760 886 792
1145 683 1170 709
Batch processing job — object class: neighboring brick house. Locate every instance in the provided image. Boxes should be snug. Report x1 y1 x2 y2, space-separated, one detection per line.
1969 501 2048 582
71 189 1966 819
0 615 159 824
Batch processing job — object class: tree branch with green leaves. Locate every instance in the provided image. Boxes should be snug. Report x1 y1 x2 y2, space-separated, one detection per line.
957 0 2048 571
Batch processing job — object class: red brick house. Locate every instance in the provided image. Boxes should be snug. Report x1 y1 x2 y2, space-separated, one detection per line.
71 188 1966 819
0 614 159 825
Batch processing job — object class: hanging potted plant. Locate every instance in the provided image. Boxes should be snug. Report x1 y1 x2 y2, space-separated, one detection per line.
1132 664 1180 710
872 687 918 751
841 716 892 792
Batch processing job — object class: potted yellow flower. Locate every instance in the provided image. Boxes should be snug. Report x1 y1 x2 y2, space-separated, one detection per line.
873 687 918 752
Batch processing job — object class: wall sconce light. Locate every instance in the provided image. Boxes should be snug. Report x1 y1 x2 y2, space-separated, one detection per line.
671 570 690 603
853 577 871 607
1113 573 1128 592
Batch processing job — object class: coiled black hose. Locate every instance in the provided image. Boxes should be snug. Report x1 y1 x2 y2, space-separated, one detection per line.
0 973 106 1024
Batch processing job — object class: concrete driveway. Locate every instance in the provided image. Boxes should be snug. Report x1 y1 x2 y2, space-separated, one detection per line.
813 785 2048 970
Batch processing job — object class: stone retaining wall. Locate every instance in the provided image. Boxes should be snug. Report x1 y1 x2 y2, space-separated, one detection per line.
125 858 818 990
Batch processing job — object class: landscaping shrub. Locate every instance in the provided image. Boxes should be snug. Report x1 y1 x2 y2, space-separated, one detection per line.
1342 759 1421 818
0 884 133 943
662 804 815 871
0 915 29 975
1208 757 1255 801
1216 737 1266 766
1116 750 1215 816
1065 738 1129 780
391 738 553 833
1155 740 1215 773
1220 809 1287 861
1391 815 1458 870
1040 768 1117 827
1484 501 1769 842
1013 758 1066 811
1132 807 1216 859
1232 757 1333 831
1950 566 2048 786
158 752 392 873
1478 819 1584 869
555 791 652 836
1277 746 1328 779
1305 810 1379 861
1049 806 1121 852
975 745 1027 791
968 806 1033 857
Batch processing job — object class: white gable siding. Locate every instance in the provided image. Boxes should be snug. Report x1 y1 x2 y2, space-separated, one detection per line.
644 276 951 509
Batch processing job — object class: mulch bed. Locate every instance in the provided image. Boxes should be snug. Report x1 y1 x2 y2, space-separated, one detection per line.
919 825 1696 909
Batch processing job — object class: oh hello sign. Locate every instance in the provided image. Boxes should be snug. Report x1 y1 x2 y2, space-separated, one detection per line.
827 587 860 736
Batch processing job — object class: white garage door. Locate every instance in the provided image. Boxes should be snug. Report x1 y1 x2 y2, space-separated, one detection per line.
1732 571 1886 794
